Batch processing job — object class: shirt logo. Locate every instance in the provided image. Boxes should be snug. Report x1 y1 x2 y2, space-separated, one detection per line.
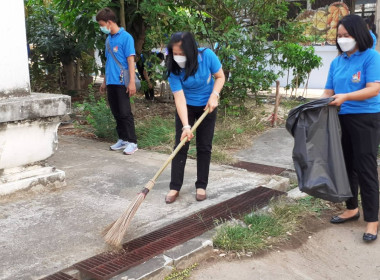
207 74 211 84
113 46 119 53
352 71 361 83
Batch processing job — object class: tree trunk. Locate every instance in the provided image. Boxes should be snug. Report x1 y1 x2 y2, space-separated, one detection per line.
285 68 289 97
75 59 81 90
302 72 310 98
62 61 75 91
134 22 146 56
120 0 126 28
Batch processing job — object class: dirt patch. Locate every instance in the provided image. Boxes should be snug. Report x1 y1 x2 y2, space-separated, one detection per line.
0 181 65 204
274 209 337 251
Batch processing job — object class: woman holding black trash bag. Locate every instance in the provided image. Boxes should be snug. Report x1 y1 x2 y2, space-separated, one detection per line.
165 32 225 204
321 14 380 242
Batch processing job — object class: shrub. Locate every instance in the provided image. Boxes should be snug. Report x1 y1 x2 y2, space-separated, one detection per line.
80 90 117 140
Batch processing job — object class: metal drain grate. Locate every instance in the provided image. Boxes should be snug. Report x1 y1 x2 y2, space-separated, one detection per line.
39 272 78 280
74 186 285 280
232 161 286 175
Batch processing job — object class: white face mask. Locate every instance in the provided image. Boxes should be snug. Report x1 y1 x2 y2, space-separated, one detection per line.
100 26 111 34
337 37 357 52
173 55 187 68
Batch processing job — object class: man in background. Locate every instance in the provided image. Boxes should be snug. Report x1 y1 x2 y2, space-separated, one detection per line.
96 7 138 155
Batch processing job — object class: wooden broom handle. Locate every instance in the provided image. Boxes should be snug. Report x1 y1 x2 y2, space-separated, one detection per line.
148 108 210 187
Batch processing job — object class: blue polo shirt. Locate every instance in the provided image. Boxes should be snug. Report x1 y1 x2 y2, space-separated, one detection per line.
105 27 135 85
168 48 222 106
370 30 377 49
325 48 380 114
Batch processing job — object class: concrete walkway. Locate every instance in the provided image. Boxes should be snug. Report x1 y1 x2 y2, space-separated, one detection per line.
0 129 293 280
236 128 294 170
190 220 380 280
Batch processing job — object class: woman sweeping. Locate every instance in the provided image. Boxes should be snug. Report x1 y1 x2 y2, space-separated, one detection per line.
321 15 380 242
165 32 225 204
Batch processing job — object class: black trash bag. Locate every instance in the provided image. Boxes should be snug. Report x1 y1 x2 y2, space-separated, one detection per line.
286 98 352 203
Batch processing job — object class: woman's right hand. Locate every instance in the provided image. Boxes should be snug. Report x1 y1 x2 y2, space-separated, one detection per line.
330 94 348 106
180 128 194 142
205 93 219 113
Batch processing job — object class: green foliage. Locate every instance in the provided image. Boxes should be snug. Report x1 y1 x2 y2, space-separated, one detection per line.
80 87 117 140
54 0 111 52
80 52 98 81
26 3 67 92
139 0 319 111
276 42 322 94
26 0 322 110
26 2 80 64
25 0 110 92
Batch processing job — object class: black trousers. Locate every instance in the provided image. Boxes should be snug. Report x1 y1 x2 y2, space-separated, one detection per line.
107 85 137 144
170 105 217 191
339 113 380 222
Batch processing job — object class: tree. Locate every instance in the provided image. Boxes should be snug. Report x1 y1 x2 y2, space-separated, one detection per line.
139 0 314 111
25 0 111 92
26 0 321 110
277 42 322 97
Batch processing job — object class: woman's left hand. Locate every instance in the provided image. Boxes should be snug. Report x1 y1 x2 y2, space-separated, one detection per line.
205 94 219 113
180 128 194 142
329 94 348 106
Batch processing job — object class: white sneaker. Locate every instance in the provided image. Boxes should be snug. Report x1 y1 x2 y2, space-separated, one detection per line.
123 142 138 155
110 139 128 150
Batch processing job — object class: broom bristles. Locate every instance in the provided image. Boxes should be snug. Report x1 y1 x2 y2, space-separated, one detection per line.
103 193 146 247
101 220 116 236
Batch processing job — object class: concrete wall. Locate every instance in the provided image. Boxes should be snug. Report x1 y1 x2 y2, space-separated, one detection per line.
0 119 60 170
273 45 339 89
0 0 71 195
0 92 70 169
0 0 30 98
0 93 71 123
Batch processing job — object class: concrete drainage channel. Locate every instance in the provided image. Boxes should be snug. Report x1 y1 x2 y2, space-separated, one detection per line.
40 161 295 280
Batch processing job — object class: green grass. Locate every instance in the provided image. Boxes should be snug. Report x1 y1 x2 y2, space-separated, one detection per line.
211 148 234 163
295 195 331 214
213 196 330 253
135 116 175 151
77 96 275 164
213 214 283 252
164 263 199 280
133 103 267 164
209 109 267 164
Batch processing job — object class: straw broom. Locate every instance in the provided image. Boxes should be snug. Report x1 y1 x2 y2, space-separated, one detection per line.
103 108 210 247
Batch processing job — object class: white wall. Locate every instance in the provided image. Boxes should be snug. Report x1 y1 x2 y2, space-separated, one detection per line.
0 120 60 169
0 0 30 96
273 46 339 89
